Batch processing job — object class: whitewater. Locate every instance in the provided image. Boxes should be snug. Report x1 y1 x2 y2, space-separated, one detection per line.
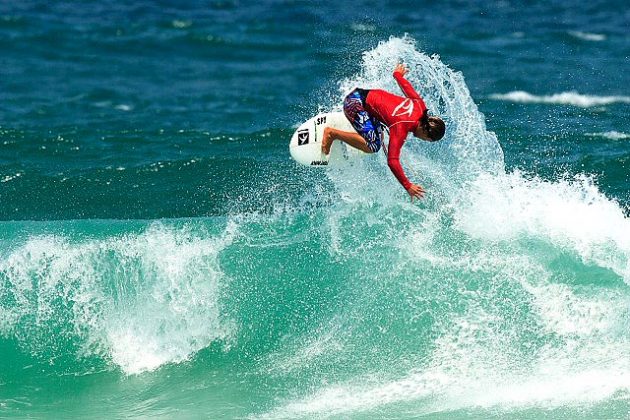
1 36 629 419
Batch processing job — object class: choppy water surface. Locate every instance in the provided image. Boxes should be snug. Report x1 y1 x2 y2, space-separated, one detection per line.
1 1 629 418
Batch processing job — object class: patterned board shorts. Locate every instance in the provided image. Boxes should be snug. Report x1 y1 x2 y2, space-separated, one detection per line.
343 88 383 153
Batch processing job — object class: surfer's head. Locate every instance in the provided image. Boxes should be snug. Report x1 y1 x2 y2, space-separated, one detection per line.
414 114 446 142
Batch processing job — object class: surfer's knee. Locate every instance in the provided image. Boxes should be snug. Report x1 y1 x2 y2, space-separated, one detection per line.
323 127 337 141
321 127 335 153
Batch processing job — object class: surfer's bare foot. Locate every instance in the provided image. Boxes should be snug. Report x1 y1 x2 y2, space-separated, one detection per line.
322 127 335 154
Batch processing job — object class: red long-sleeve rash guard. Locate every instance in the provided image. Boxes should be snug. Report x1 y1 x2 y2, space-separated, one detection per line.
364 72 427 190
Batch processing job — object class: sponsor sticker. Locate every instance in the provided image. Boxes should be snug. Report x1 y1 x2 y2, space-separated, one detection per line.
297 129 309 145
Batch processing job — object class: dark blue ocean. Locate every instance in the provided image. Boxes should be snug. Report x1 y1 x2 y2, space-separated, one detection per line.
1 1 629 418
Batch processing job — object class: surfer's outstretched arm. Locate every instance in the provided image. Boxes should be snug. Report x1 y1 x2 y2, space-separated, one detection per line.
321 127 372 154
393 63 422 100
388 126 425 200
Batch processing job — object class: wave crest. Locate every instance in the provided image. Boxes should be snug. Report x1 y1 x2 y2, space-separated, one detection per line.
0 221 237 374
490 91 630 107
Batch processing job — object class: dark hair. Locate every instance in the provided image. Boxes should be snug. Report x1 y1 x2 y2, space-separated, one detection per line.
427 116 446 141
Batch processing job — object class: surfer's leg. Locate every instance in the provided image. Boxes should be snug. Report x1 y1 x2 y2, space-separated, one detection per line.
326 88 381 154
322 127 372 154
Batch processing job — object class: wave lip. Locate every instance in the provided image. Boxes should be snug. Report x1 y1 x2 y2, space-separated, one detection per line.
489 91 630 108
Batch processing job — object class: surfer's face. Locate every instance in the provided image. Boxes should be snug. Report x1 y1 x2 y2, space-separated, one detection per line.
413 124 432 141
415 116 446 142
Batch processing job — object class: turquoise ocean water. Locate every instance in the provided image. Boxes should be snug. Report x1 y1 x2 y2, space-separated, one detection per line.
1 1 629 418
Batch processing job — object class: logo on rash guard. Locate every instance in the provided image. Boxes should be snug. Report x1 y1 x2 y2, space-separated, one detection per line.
391 98 414 117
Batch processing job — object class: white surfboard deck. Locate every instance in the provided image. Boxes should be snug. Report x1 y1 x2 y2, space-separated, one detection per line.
289 112 368 167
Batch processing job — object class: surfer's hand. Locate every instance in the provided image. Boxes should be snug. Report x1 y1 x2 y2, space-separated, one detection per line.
407 183 425 201
394 63 408 77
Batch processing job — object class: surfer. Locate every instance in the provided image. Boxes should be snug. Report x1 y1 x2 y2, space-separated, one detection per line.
321 63 445 200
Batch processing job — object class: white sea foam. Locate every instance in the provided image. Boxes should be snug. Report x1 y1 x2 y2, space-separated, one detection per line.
0 172 22 183
350 23 375 32
454 171 630 282
586 131 630 140
268 354 629 418
103 222 237 374
490 91 630 107
263 250 630 418
172 19 192 29
0 221 237 374
568 31 606 42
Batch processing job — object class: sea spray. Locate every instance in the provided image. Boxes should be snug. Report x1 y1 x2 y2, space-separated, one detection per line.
337 36 505 186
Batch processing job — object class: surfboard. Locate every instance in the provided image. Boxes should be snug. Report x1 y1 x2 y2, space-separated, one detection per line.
289 112 368 167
